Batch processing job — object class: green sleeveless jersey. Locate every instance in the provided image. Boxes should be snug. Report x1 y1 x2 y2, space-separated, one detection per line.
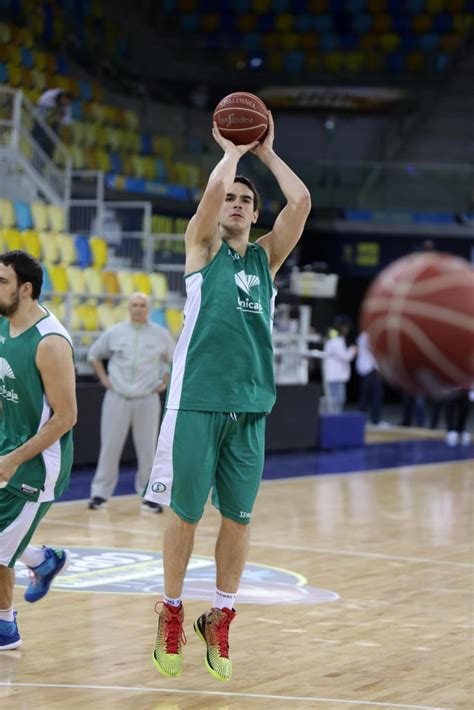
0 308 74 502
167 241 277 413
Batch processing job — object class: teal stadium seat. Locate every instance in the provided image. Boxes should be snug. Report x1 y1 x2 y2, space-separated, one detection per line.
14 201 33 230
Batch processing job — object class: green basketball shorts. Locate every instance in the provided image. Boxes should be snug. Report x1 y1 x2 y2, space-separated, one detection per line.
0 488 52 567
144 409 266 524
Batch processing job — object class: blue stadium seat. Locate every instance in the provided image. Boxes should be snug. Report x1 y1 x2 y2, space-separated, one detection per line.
150 307 167 328
0 63 8 83
387 51 405 72
20 47 34 69
419 32 439 51
433 13 452 32
352 14 373 34
110 152 123 173
41 265 53 294
14 201 33 230
74 235 92 268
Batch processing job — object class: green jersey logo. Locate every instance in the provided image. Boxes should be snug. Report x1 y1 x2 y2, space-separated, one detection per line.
0 357 18 403
0 358 15 382
235 271 263 314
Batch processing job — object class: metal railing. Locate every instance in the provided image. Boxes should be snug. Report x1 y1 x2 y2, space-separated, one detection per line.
0 86 71 205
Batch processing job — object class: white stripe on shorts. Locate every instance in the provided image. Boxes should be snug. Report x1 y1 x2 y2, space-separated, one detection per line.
144 409 178 507
0 500 42 566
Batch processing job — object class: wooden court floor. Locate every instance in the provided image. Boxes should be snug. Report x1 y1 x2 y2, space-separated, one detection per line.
0 458 472 709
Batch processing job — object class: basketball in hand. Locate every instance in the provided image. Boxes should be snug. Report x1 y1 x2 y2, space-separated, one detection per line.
213 92 269 145
360 252 474 397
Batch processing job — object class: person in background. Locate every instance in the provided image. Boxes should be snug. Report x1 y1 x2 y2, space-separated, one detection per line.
0 251 76 650
32 88 73 159
445 390 472 446
87 292 175 513
356 330 385 426
322 315 357 413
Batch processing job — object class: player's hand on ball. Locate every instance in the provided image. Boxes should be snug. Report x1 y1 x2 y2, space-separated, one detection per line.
252 111 274 159
212 122 259 156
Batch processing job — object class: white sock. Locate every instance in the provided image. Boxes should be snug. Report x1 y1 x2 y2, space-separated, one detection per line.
0 607 14 622
20 546 47 569
213 588 235 611
164 595 182 608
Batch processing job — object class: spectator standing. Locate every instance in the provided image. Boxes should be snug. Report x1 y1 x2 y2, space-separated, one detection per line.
88 292 174 512
322 315 357 413
32 88 72 159
356 331 384 425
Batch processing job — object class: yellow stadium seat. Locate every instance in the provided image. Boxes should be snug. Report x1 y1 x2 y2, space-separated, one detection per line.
41 300 65 322
89 236 108 270
71 121 86 145
58 233 77 266
117 269 135 295
133 271 152 295
0 199 15 228
165 308 183 337
275 13 294 32
47 205 66 232
149 272 169 302
48 264 68 295
21 229 41 258
39 232 60 263
75 303 99 331
31 202 49 231
70 145 86 169
151 215 174 234
102 270 120 295
0 22 11 44
113 302 129 322
96 303 119 329
453 14 473 34
83 267 105 297
4 228 22 251
66 265 87 297
378 33 400 53
123 109 139 130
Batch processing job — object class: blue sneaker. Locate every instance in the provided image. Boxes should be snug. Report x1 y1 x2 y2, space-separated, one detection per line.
24 547 70 603
0 612 21 650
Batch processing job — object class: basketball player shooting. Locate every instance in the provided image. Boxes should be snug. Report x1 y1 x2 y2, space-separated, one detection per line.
144 111 311 681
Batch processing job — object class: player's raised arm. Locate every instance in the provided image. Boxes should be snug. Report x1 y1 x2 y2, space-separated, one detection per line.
184 124 258 273
254 113 311 278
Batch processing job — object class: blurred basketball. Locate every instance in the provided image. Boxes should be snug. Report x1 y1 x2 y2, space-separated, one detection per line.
213 92 269 145
360 252 474 397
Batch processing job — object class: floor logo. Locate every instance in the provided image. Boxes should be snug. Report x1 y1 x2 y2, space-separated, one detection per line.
15 547 339 605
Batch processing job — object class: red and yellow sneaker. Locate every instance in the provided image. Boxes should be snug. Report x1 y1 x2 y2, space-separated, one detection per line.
152 602 186 678
193 607 236 681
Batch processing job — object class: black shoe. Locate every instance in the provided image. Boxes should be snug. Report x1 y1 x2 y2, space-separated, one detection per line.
88 496 107 510
141 500 163 514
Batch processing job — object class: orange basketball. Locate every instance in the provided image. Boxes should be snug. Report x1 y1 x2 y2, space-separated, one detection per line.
213 91 269 145
360 252 474 397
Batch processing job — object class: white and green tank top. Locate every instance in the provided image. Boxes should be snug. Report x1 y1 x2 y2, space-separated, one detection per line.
0 308 74 502
167 241 277 413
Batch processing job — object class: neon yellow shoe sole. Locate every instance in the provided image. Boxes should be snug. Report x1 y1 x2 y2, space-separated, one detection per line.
194 615 232 682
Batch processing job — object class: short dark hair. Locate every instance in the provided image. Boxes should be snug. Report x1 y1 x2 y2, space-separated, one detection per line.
0 250 43 299
234 175 260 211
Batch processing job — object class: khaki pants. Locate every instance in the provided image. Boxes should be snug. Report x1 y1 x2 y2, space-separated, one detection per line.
90 390 160 500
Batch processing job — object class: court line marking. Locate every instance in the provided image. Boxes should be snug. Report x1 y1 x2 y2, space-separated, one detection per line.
42 517 472 568
0 681 454 709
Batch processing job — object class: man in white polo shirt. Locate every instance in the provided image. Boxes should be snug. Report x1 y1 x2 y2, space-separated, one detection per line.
87 292 175 512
